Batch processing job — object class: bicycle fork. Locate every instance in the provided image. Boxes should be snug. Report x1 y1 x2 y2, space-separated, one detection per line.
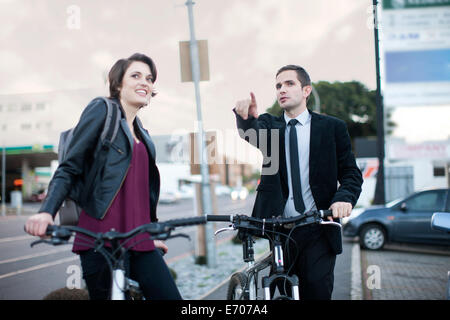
243 235 258 300
111 243 127 300
111 267 126 300
261 241 300 300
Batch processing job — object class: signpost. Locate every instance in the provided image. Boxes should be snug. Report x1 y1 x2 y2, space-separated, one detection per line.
181 0 216 267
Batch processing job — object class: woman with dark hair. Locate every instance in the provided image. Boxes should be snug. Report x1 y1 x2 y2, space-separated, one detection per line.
25 53 182 300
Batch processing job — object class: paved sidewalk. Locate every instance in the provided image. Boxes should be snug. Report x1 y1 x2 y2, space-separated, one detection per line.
360 244 450 300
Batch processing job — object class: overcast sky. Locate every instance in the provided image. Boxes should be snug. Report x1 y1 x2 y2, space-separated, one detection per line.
1 0 449 145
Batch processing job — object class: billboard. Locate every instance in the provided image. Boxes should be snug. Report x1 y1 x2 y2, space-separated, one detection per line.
381 0 450 106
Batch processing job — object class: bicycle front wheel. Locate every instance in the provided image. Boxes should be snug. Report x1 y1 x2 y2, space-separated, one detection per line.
227 272 249 300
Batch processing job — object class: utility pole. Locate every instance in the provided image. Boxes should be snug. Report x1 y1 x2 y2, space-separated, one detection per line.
372 0 386 205
1 146 5 216
185 0 216 267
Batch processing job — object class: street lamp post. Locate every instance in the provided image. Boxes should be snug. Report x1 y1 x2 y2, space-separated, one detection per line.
372 0 386 205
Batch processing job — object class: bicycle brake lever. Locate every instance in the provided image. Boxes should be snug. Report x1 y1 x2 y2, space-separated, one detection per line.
214 226 235 236
169 233 191 241
30 239 47 247
320 221 342 228
153 233 191 241
30 238 69 247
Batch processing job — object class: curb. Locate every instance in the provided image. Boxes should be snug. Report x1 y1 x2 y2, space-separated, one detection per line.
197 264 245 300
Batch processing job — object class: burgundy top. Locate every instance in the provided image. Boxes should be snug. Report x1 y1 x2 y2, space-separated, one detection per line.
72 140 155 253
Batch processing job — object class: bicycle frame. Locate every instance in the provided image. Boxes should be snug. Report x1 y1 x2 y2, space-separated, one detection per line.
239 232 300 300
262 234 299 300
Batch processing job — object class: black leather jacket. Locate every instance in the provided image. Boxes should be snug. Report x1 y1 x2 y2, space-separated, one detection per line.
39 98 160 222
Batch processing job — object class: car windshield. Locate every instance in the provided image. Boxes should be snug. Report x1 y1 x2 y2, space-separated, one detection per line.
386 197 403 208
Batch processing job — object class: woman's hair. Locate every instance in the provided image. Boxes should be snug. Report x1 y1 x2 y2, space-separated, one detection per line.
108 53 158 99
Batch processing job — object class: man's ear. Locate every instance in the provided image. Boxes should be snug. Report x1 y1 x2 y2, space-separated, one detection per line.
303 85 312 99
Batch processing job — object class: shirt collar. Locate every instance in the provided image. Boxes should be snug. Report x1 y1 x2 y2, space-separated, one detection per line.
284 108 310 126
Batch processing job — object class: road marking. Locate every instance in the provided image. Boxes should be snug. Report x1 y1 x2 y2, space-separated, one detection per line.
0 256 78 280
0 247 71 265
351 242 363 300
0 235 33 244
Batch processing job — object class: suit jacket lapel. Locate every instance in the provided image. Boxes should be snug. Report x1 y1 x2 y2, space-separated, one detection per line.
309 110 322 181
275 115 289 196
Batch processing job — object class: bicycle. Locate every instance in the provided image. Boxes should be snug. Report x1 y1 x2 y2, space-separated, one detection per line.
29 216 207 300
206 210 340 300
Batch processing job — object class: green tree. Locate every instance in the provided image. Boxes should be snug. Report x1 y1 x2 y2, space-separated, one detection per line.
266 80 395 142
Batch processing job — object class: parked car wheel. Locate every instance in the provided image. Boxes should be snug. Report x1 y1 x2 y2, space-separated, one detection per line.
359 224 386 250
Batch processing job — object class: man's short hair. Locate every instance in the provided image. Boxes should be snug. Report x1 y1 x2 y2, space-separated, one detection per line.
276 65 312 102
276 65 311 88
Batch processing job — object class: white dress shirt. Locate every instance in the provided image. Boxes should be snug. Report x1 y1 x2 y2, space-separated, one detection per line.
283 109 317 217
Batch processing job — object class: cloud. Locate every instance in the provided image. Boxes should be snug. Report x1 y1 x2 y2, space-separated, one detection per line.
90 51 116 73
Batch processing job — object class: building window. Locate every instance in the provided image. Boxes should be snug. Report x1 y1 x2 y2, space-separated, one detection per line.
433 167 445 177
7 104 18 112
21 103 32 111
36 103 46 111
21 123 32 130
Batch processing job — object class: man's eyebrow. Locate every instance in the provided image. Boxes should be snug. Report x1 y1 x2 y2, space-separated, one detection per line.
276 79 295 86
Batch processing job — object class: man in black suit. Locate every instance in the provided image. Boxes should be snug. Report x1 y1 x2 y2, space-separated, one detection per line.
233 65 363 300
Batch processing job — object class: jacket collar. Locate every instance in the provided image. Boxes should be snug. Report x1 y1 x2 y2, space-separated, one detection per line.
115 99 157 160
134 118 156 160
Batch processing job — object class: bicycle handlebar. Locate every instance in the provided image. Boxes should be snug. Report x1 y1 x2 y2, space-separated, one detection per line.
206 210 337 237
32 216 207 247
206 209 333 224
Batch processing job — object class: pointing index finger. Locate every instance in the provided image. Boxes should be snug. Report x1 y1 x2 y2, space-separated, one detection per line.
250 92 256 105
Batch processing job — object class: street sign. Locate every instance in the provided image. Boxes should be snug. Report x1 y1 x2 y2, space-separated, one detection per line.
179 40 210 82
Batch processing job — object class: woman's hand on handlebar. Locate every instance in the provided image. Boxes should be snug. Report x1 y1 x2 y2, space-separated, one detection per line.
154 240 168 254
25 213 53 237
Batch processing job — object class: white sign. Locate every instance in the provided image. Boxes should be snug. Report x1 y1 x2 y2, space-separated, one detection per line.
380 1 450 106
388 141 450 159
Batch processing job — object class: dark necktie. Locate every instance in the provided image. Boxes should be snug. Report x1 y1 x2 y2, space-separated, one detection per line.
288 119 305 214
